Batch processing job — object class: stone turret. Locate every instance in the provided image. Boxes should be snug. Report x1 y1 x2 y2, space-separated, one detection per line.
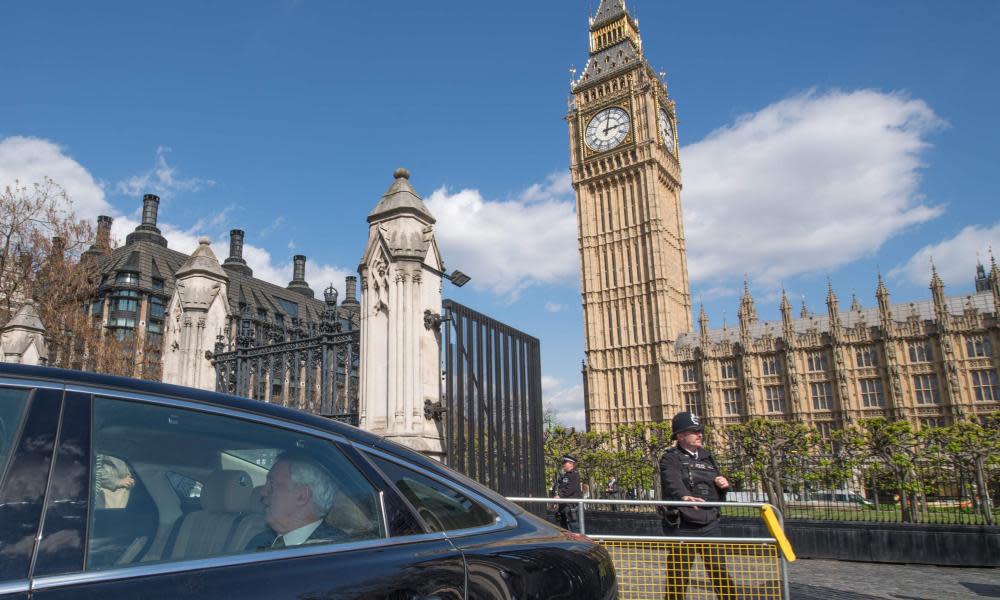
876 272 892 322
780 289 794 336
125 194 167 247
222 229 253 277
161 238 230 390
698 304 710 346
287 255 314 298
738 278 756 344
930 264 948 324
358 168 445 458
826 280 841 331
0 300 48 365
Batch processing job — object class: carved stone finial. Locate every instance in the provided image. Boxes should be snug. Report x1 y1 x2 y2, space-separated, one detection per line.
393 167 410 180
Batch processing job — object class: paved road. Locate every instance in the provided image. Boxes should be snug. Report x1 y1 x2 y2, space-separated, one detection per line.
609 544 999 599
788 559 1000 600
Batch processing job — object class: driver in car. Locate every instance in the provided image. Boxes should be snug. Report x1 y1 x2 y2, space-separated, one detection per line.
250 452 345 549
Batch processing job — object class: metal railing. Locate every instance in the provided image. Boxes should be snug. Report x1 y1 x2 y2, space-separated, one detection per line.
509 497 794 600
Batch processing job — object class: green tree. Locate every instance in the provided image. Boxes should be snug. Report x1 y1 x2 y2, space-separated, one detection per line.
924 415 1000 525
837 418 926 522
721 418 819 515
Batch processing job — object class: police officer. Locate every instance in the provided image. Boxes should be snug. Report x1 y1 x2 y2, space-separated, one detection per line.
552 455 582 532
659 412 735 599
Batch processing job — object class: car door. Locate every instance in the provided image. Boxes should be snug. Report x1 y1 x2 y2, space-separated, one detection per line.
362 448 615 600
28 388 465 600
0 383 62 600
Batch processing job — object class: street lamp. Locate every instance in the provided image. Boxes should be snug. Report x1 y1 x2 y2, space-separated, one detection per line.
446 270 471 287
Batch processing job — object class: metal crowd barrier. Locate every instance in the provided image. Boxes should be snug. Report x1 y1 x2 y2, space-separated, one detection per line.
508 497 795 600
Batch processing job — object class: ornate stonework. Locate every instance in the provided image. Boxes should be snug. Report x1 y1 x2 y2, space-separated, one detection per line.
569 0 692 431
572 1 1000 433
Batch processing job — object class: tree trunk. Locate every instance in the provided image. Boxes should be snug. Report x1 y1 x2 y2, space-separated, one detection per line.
975 456 995 526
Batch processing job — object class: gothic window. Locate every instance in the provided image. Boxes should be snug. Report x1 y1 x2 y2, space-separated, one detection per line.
908 341 932 363
919 416 946 429
913 374 940 405
971 369 1000 402
810 381 833 410
761 356 780 376
683 391 703 415
151 277 165 290
859 378 884 408
720 361 737 380
723 388 742 416
681 363 698 383
966 335 993 358
815 421 834 439
765 386 786 413
806 351 829 372
855 346 879 368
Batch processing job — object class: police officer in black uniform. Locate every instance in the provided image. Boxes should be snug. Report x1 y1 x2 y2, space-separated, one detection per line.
659 412 735 599
552 455 582 532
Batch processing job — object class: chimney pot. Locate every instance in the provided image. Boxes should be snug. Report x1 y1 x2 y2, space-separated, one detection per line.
293 255 306 281
141 194 160 227
229 229 245 260
344 275 359 304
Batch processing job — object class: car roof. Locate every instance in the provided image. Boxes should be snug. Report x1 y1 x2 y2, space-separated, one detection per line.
0 363 386 446
0 363 524 515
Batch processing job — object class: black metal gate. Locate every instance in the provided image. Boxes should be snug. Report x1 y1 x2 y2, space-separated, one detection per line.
211 321 360 424
440 299 545 498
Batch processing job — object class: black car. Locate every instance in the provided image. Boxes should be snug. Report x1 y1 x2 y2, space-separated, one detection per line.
0 364 616 600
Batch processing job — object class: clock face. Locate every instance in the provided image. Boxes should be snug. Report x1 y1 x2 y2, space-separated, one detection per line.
658 109 675 153
585 107 631 152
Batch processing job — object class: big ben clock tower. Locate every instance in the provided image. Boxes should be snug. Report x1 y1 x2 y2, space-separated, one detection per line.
569 0 692 431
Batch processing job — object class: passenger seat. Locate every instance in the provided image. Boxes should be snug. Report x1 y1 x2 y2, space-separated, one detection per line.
164 470 257 561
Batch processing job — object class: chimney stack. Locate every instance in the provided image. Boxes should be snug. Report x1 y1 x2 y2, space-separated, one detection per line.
126 194 167 247
286 254 314 298
222 229 253 277
343 275 359 305
96 215 113 249
82 215 114 261
141 194 160 228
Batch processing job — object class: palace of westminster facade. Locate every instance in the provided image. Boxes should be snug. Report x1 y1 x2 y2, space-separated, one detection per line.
570 1 1000 434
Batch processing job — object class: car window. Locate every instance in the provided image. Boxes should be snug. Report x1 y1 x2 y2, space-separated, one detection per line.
87 396 385 572
0 387 31 480
369 455 496 533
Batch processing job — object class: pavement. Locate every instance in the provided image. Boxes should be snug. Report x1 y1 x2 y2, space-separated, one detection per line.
609 544 999 599
787 559 1000 600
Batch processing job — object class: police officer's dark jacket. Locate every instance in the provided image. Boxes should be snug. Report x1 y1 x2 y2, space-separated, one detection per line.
659 446 727 525
556 470 582 500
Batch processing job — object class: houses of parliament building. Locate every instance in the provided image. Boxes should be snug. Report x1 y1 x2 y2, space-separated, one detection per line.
569 0 1000 434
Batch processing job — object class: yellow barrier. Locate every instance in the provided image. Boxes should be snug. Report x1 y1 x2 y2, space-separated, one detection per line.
596 538 783 600
761 505 796 562
508 497 793 600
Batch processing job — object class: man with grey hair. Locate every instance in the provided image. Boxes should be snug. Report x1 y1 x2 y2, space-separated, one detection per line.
256 452 344 548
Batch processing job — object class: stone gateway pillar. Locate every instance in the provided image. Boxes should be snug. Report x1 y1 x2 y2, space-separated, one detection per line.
162 237 230 390
359 168 445 459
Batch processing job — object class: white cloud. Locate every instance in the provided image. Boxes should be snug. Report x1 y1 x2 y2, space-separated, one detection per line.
542 375 585 429
0 135 350 296
0 136 112 219
889 222 1000 287
115 146 214 199
684 89 945 288
426 172 578 299
545 302 566 313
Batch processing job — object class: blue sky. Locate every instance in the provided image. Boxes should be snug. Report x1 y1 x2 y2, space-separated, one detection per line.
2 2 998 427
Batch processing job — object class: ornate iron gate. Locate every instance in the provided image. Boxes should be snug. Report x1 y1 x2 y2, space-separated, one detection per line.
211 319 360 424
440 299 545 498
